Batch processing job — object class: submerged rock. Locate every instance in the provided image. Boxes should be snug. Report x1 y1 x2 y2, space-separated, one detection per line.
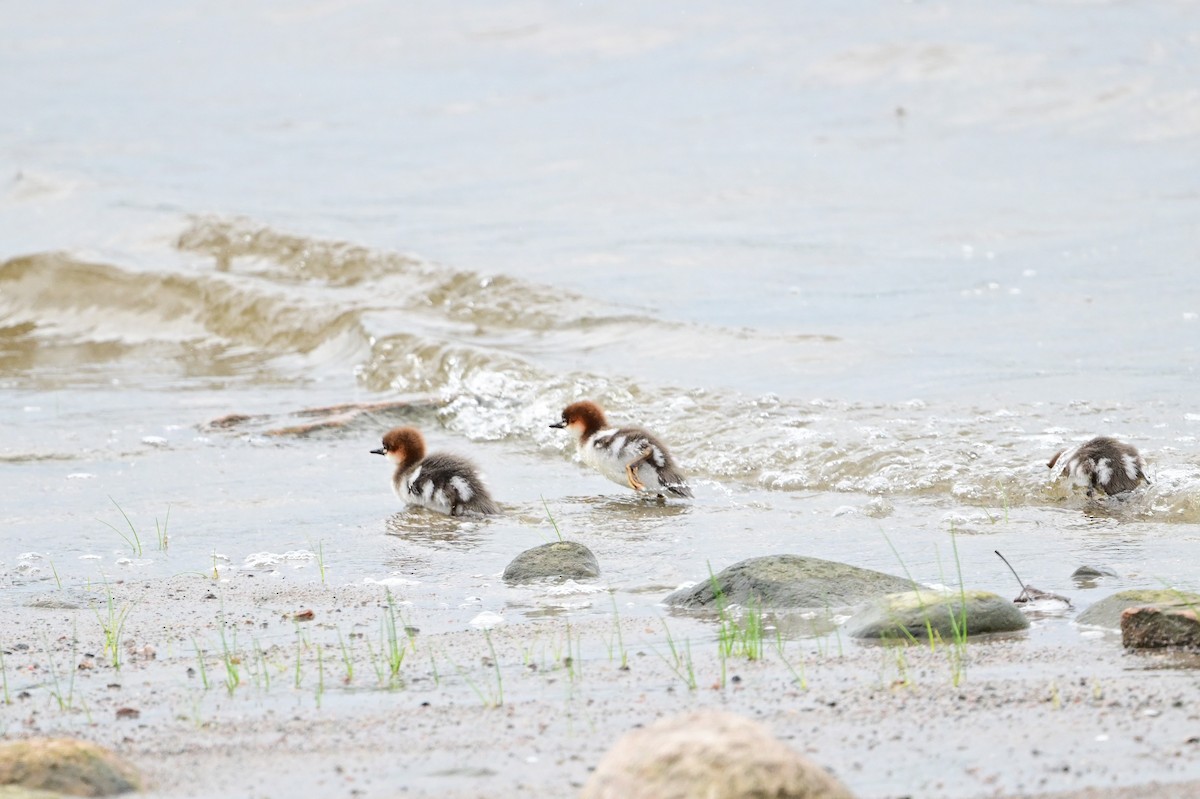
0 738 142 796
663 554 914 609
848 589 1030 640
1070 565 1119 589
1077 589 1200 630
1071 565 1118 579
503 541 600 583
580 710 857 799
1122 606 1200 649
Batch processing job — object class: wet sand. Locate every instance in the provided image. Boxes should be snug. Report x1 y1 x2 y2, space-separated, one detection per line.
4 571 1200 799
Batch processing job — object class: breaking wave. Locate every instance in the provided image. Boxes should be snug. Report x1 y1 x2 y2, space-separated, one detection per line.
3 216 1198 518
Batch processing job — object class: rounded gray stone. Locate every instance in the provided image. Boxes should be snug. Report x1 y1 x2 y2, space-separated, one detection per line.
847 589 1030 639
0 738 142 796
580 710 857 799
503 540 600 583
664 554 915 610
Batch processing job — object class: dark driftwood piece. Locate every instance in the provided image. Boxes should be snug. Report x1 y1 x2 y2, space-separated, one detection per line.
995 550 1072 607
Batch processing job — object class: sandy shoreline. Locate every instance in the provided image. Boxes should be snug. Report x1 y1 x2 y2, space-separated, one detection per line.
3 572 1199 799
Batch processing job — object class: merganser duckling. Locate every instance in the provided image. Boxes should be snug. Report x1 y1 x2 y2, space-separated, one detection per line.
1047 436 1149 497
371 427 499 515
550 400 692 498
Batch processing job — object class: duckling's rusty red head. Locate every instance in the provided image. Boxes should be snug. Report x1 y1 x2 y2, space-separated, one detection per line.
371 427 426 466
550 400 608 443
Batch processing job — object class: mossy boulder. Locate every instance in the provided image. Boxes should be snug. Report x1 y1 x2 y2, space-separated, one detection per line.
848 589 1029 639
0 738 142 796
503 541 600 583
1077 590 1200 630
664 554 915 610
580 710 857 799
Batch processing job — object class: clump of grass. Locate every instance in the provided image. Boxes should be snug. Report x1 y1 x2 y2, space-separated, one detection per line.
97 499 172 556
944 529 969 686
429 650 441 687
723 599 766 662
99 497 142 556
42 629 77 711
708 564 765 663
889 641 911 688
381 590 408 685
364 640 383 685
773 627 807 690
218 619 241 695
253 638 271 693
446 630 505 708
366 590 412 689
565 620 583 682
316 540 326 583
155 505 170 551
609 592 629 671
192 638 210 690
880 527 971 687
654 619 697 690
94 581 132 670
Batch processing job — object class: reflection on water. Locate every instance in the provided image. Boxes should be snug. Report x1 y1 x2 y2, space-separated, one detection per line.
383 511 494 551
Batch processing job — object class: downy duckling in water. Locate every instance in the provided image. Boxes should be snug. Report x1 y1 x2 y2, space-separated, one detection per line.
372 427 499 515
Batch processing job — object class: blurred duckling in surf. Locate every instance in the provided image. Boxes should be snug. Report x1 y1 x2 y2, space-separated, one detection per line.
550 400 692 499
371 427 499 516
1047 436 1149 498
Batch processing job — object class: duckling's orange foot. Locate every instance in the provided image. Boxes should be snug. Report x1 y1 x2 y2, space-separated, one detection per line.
625 466 646 492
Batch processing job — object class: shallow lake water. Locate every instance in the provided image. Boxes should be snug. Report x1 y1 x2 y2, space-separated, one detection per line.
2 2 1200 797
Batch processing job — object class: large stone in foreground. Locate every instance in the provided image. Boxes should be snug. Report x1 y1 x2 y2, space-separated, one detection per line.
0 738 142 796
1121 606 1200 649
1076 590 1200 630
580 710 856 799
664 554 914 609
503 541 600 583
848 589 1029 640
0 784 62 799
